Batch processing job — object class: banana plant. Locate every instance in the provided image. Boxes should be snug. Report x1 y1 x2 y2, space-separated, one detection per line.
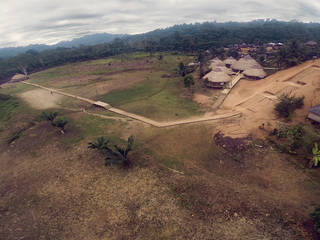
312 143 320 167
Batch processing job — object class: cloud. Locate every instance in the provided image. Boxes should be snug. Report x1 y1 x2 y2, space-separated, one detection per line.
0 0 319 47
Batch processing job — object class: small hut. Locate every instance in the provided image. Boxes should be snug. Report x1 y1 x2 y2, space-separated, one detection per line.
305 41 318 47
308 105 320 123
203 68 232 89
224 57 237 68
11 74 27 82
209 58 225 68
231 55 257 72
243 65 267 79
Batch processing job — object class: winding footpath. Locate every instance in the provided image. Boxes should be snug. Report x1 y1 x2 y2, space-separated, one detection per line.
22 81 241 128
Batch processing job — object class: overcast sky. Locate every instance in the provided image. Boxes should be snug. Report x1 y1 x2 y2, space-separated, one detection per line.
1 0 320 47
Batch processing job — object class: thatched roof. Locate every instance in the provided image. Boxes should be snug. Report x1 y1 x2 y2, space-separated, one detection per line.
231 55 266 79
209 58 225 68
305 41 318 46
224 57 237 66
231 55 257 71
11 74 26 81
243 68 267 79
203 70 232 83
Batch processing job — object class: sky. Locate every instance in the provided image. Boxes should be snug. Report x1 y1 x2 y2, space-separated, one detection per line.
1 0 320 47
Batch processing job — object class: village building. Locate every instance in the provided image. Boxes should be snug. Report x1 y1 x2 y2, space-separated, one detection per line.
203 68 232 89
308 105 320 123
243 66 267 79
224 57 237 68
305 41 318 47
231 55 266 79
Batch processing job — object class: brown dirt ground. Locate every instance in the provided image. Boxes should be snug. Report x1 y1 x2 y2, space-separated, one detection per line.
215 60 320 137
1 119 320 240
19 89 65 109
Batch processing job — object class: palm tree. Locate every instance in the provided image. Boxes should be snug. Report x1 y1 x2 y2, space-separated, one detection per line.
88 136 135 168
88 136 110 150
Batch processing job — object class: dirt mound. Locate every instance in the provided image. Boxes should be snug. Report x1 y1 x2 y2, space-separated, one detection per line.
214 131 252 153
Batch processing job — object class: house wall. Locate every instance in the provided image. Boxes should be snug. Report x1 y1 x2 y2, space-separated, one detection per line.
308 112 320 123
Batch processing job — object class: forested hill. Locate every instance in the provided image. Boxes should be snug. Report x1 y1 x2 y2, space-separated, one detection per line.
1 20 320 83
0 33 125 59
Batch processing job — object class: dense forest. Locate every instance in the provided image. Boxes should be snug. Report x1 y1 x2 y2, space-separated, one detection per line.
1 19 320 83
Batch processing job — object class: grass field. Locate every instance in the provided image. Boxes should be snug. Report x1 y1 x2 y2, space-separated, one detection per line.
25 52 204 121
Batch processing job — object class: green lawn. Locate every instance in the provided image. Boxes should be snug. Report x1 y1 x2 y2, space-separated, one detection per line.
97 54 203 121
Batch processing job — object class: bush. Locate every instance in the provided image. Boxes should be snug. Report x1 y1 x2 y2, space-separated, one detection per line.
311 143 320 167
310 208 320 234
179 62 186 76
274 93 304 118
39 111 58 122
184 75 195 88
52 117 68 133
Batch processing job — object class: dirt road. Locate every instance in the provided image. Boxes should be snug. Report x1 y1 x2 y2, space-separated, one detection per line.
22 81 241 127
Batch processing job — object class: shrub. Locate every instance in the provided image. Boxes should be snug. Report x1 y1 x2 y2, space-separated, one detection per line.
311 143 320 167
274 93 304 118
40 111 58 122
184 75 195 88
271 124 305 153
310 208 320 234
52 117 68 133
179 62 186 76
88 136 110 150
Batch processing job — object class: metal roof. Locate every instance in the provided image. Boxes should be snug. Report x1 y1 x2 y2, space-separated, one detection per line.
309 105 320 116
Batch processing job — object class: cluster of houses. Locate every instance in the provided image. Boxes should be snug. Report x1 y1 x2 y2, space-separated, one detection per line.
202 55 267 89
226 42 284 55
226 41 318 56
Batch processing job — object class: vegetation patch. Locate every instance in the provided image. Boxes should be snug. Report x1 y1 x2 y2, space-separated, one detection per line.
88 135 134 168
274 93 304 118
0 93 20 122
310 208 320 235
269 124 320 166
99 72 202 120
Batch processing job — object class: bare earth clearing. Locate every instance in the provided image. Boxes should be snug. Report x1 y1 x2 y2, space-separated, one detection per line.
19 89 64 110
215 59 320 137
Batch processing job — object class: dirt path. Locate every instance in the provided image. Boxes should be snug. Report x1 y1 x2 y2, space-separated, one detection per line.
22 81 241 127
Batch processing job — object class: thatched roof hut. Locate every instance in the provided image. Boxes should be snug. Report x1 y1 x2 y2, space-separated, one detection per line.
243 68 267 79
231 55 256 71
209 58 225 68
11 74 26 82
203 67 232 88
224 57 237 67
231 55 266 79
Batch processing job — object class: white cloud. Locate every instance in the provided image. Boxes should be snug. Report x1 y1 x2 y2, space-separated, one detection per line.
0 0 320 47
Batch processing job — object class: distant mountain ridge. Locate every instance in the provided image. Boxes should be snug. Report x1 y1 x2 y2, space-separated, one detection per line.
0 33 125 59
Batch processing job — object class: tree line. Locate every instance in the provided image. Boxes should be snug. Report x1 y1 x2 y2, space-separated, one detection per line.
1 19 320 83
